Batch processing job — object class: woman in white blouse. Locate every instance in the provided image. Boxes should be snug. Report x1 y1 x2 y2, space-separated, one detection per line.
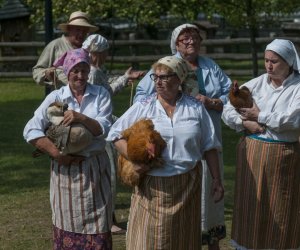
107 56 224 250
24 48 113 249
222 39 300 250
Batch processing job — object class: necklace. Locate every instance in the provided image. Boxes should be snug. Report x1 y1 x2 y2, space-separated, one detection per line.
158 97 176 117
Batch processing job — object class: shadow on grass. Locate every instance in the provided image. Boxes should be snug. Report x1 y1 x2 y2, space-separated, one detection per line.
0 98 51 194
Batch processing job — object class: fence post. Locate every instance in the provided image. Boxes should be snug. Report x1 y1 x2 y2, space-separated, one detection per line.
129 32 139 70
44 0 53 96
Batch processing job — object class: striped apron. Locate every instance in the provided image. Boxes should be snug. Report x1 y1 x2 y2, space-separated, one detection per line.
50 152 112 235
231 136 300 249
127 164 202 250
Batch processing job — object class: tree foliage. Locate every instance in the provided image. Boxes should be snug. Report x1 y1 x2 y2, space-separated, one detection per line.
0 0 298 30
204 0 299 76
0 0 204 29
205 0 299 30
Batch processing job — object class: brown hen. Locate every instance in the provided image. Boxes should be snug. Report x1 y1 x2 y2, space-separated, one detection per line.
118 119 166 187
229 80 253 109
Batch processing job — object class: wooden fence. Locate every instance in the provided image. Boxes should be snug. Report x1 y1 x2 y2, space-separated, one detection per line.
0 37 300 78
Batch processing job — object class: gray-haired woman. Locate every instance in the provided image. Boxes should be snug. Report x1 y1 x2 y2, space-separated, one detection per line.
134 23 231 249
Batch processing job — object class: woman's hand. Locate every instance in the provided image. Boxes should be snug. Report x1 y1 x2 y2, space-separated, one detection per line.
239 102 260 121
242 120 265 134
211 178 224 203
195 94 223 111
52 151 85 166
195 94 210 105
125 67 146 84
62 110 83 126
62 110 102 136
133 163 150 175
125 67 146 79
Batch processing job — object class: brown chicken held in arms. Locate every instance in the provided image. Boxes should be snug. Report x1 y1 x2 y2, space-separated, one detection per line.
118 119 166 187
229 80 253 109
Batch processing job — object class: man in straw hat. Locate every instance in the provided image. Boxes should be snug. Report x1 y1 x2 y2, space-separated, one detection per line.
32 11 98 92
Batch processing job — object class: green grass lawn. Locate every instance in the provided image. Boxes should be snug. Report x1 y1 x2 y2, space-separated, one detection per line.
0 78 241 249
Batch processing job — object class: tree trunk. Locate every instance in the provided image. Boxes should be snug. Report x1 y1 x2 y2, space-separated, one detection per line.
249 26 259 77
245 0 259 77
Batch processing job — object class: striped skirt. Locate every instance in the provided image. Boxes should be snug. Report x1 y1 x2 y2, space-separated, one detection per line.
127 165 202 250
50 152 112 235
231 137 300 249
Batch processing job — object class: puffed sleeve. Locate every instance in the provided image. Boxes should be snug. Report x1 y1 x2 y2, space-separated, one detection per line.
133 70 155 103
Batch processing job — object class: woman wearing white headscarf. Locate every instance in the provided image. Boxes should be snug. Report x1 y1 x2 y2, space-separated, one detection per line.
107 56 224 250
134 23 231 249
82 34 145 234
82 34 145 96
222 39 300 249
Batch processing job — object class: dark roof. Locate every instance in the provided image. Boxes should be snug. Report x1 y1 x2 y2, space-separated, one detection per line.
0 0 30 21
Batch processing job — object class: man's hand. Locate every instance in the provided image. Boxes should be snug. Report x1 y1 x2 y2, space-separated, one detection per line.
44 67 56 82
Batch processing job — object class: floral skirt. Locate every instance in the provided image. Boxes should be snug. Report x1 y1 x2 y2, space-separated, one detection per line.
53 225 112 250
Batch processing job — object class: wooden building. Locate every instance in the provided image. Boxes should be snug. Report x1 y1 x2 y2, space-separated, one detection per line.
0 0 31 55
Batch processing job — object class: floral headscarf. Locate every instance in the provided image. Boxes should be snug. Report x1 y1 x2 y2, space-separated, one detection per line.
154 56 198 95
53 48 90 78
156 56 190 82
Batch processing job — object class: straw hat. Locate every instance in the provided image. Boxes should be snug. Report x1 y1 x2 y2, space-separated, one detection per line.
58 11 98 33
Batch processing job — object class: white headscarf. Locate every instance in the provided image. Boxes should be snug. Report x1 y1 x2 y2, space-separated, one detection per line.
170 23 201 55
82 34 109 53
265 39 300 73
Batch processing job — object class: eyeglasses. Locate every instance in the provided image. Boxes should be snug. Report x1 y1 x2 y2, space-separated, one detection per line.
177 35 201 45
150 73 176 82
